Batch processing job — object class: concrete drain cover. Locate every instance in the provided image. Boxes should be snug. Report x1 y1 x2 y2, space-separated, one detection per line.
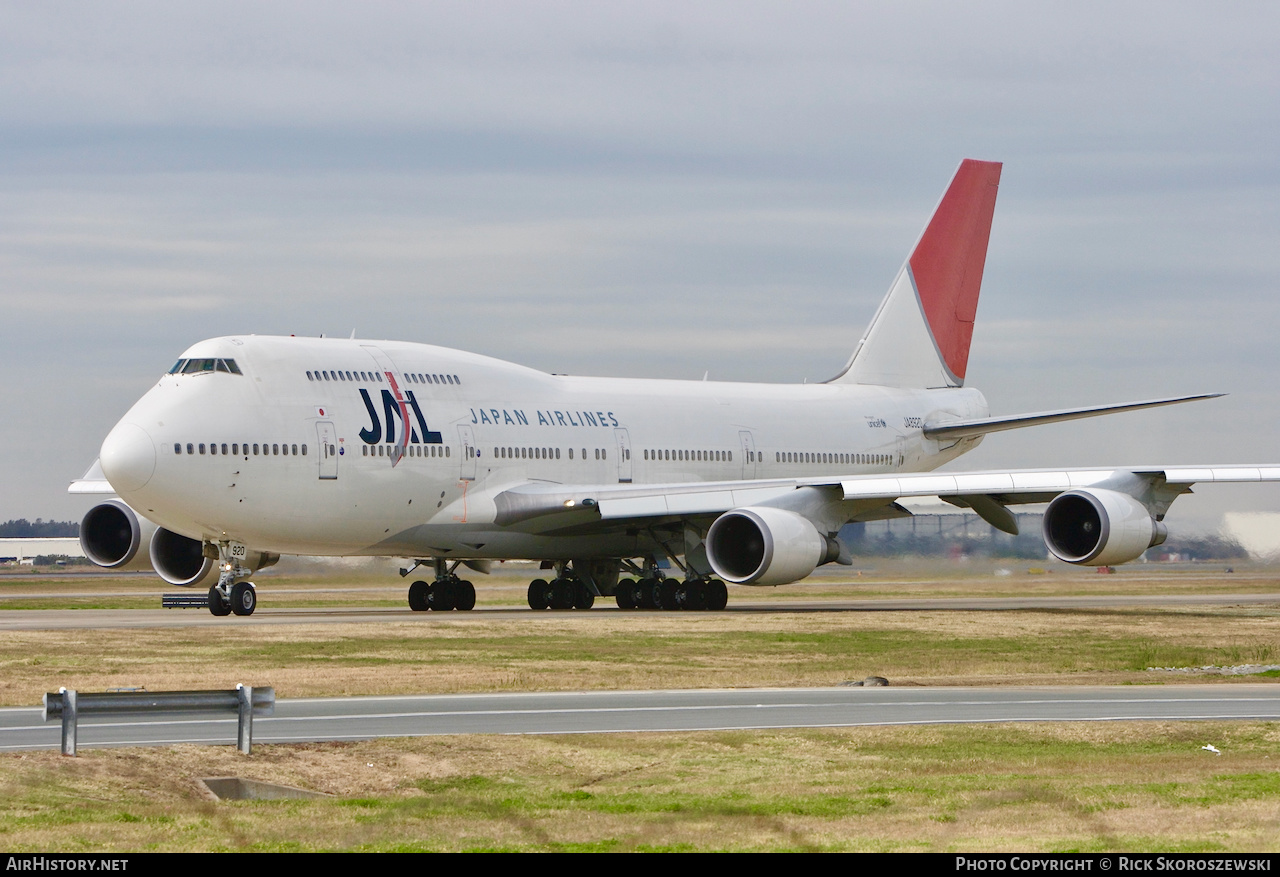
200 777 330 801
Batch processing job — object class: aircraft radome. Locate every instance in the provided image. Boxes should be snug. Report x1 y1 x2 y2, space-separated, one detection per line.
71 159 1280 617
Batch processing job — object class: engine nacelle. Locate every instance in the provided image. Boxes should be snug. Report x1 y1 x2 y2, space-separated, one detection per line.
706 506 838 586
1043 488 1168 566
148 528 216 587
80 500 157 572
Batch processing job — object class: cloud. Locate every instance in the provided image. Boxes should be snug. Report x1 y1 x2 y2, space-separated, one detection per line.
2 2 1279 532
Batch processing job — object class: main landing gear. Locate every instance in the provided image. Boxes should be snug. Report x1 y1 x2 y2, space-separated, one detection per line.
523 558 729 612
406 558 476 612
207 547 257 617
613 576 727 612
526 575 596 611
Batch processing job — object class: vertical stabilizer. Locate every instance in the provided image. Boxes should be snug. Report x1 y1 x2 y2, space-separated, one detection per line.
832 159 1001 388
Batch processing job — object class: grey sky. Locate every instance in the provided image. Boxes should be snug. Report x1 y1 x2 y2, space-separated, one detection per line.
2 2 1278 533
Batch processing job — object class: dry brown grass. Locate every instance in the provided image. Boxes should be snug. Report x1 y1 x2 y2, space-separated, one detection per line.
2 722 1279 851
1 565 1279 705
2 563 1279 851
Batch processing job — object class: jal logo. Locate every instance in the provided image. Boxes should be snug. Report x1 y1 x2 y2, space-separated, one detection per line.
358 388 443 445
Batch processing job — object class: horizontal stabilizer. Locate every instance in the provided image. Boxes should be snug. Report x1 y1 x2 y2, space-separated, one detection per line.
68 458 115 495
923 393 1224 440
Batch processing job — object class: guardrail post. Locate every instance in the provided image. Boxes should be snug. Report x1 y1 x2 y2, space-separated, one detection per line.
60 688 77 757
236 684 253 754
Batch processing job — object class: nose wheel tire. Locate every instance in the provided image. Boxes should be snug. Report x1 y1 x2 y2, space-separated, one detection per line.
207 585 231 617
230 582 257 616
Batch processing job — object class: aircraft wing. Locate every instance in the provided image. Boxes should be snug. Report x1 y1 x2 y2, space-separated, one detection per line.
493 465 1280 535
922 394 1224 440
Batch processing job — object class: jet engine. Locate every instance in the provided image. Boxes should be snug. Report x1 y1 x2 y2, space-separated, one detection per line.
706 506 841 586
1042 488 1167 566
148 527 215 587
80 500 157 572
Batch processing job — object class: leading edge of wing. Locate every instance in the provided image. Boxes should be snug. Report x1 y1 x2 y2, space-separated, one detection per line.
922 393 1224 440
492 464 1280 528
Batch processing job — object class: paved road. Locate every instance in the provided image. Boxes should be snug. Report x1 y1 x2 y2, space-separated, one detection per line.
4 685 1278 752
1 592 1278 630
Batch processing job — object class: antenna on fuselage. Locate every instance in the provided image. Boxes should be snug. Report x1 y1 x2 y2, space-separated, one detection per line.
349 329 356 339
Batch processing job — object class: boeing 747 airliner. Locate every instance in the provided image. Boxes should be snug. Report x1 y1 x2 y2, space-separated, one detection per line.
71 160 1278 616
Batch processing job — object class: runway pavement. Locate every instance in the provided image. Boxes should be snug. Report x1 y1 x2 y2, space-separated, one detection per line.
1 592 1279 630
3 685 1278 752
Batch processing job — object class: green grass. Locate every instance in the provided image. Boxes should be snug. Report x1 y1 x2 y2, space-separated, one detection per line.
2 565 1280 850
3 724 1279 851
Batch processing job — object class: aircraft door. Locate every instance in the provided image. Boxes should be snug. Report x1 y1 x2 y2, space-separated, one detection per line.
316 421 338 480
739 430 758 479
457 425 477 481
614 428 633 483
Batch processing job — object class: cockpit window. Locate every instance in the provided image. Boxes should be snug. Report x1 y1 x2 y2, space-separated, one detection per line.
174 358 242 376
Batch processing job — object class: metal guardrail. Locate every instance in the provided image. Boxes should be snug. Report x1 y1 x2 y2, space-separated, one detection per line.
42 686 275 756
162 593 209 608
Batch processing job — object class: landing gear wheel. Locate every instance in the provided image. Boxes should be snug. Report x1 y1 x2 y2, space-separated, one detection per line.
207 585 231 617
408 580 430 611
615 578 636 609
638 578 662 610
659 577 681 611
549 577 575 610
455 580 476 611
428 580 457 611
573 581 595 610
706 579 728 611
684 580 709 611
230 582 256 616
528 579 551 610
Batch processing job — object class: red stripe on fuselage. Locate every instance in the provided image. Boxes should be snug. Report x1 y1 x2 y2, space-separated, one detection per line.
908 159 1002 382
384 371 410 467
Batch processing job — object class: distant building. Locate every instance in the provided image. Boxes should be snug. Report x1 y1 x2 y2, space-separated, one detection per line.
1221 513 1280 560
0 538 84 564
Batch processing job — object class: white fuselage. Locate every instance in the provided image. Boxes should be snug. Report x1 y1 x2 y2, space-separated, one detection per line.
100 335 989 559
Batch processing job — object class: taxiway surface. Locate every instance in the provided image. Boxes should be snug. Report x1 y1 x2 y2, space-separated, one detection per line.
2 592 1279 630
4 685 1279 752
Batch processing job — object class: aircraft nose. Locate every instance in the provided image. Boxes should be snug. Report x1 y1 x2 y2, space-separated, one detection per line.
99 422 156 494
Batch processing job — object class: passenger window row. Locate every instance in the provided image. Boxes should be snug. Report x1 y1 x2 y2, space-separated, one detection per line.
406 372 460 386
306 369 462 385
174 442 304 457
308 369 381 383
775 451 894 466
487 447 613 461
364 445 451 458
645 449 733 462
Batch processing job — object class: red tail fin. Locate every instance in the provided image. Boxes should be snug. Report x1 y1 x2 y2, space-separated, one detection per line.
909 159 1002 382
835 159 1001 388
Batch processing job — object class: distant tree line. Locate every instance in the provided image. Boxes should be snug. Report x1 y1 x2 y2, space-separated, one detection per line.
0 519 79 538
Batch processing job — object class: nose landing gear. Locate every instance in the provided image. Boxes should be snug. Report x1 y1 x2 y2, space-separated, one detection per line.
207 542 258 617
